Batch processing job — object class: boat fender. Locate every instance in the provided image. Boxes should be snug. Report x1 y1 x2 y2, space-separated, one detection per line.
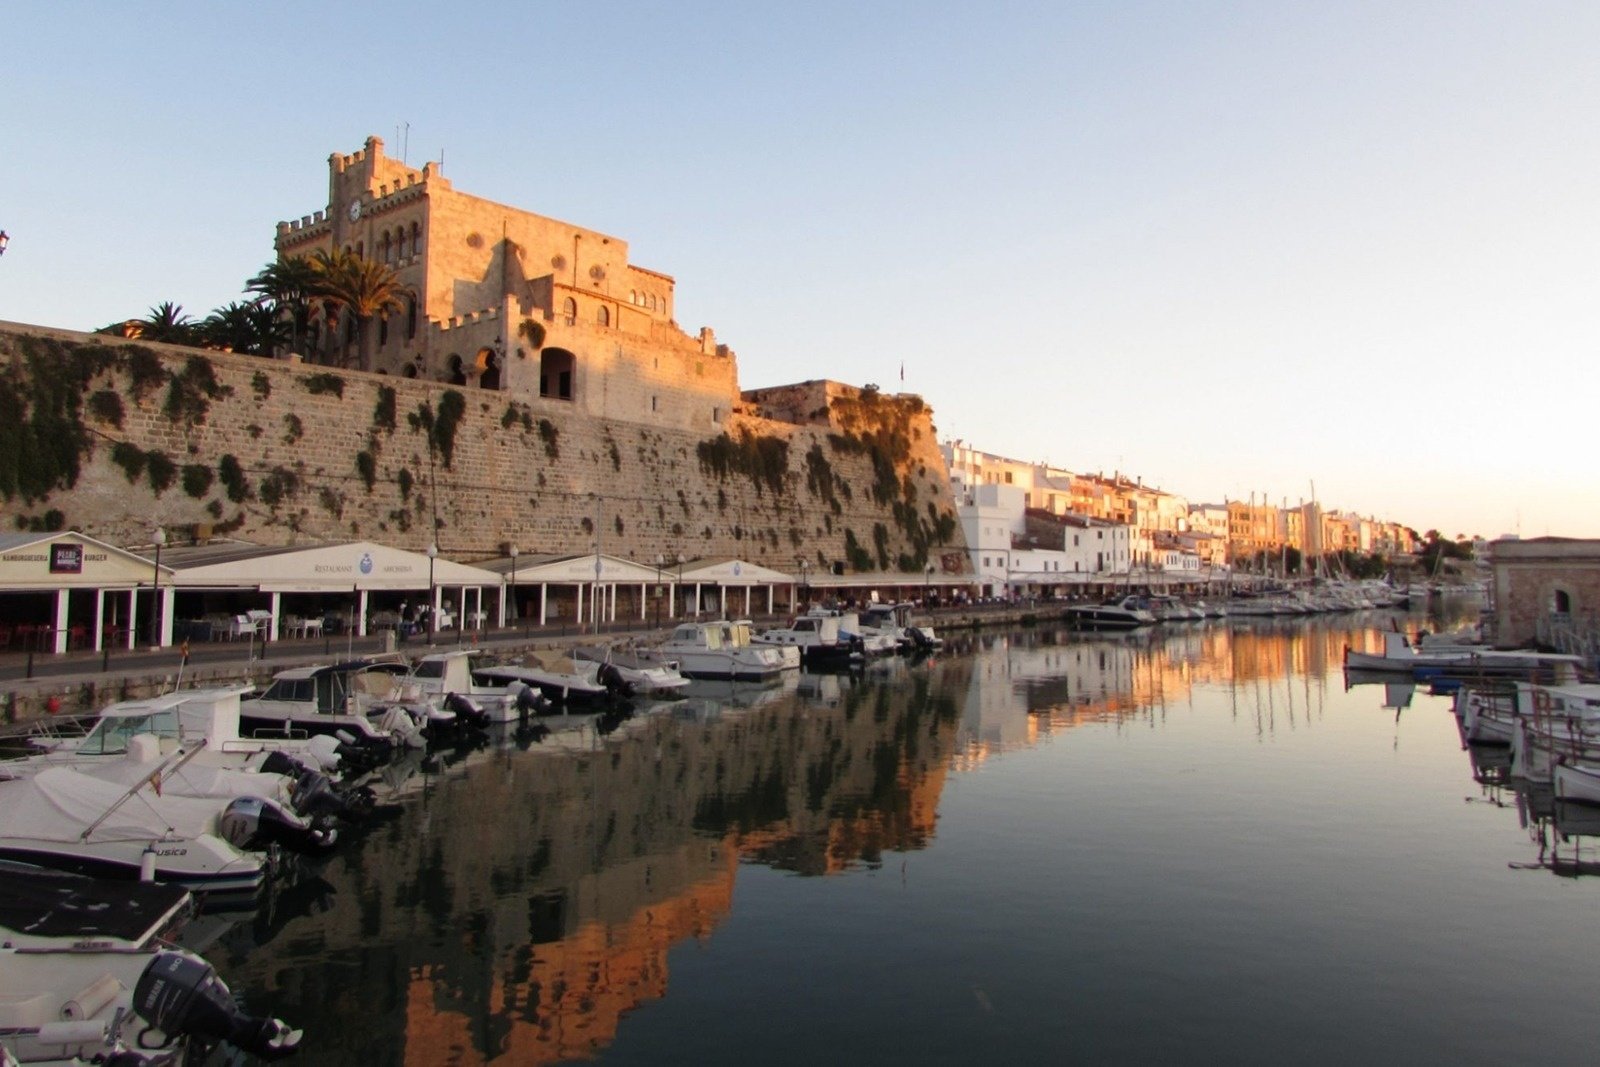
140 845 158 883
62 972 125 1021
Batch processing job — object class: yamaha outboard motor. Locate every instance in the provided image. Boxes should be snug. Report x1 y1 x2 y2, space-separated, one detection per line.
133 951 302 1060
509 680 551 718
220 796 337 853
444 692 490 730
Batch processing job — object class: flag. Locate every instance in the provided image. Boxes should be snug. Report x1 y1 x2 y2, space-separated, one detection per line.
899 360 904 382
148 770 162 797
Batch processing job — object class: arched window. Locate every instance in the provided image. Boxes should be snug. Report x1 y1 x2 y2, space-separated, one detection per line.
1555 589 1573 614
597 306 610 328
562 297 577 326
630 290 638 304
406 295 418 340
447 354 466 386
398 227 409 259
402 364 417 379
381 232 392 263
411 222 422 255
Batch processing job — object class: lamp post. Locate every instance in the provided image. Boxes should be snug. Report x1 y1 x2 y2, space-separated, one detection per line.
508 545 519 629
674 553 684 619
150 526 165 648
925 563 935 607
426 543 438 645
654 553 664 629
796 557 810 611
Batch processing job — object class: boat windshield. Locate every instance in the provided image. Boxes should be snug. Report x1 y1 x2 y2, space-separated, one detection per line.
78 710 179 755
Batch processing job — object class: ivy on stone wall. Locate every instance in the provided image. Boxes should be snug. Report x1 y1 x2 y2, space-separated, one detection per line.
181 464 214 498
251 371 271 399
258 466 299 508
356 451 377 492
111 442 146 483
538 418 559 459
162 355 231 427
374 386 397 434
88 390 125 429
218 455 250 503
696 430 789 497
146 452 177 496
396 467 413 501
433 391 466 468
304 373 345 398
282 413 304 444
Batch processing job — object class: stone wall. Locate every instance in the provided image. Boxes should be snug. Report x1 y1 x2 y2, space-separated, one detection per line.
0 322 967 573
1490 537 1600 645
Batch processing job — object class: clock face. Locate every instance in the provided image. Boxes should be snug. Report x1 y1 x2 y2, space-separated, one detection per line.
348 200 362 222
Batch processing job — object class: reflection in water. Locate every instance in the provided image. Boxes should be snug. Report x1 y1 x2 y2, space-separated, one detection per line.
220 607 1600 1064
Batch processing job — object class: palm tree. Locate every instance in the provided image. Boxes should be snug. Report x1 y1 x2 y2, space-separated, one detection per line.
201 301 291 356
139 302 199 345
245 255 321 357
310 249 407 372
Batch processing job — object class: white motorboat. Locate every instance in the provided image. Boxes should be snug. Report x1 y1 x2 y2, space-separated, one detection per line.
240 660 433 750
5 688 347 780
407 649 526 722
0 768 271 892
572 644 692 697
859 602 943 653
1062 596 1156 631
650 621 787 682
753 613 862 666
0 867 302 1066
472 649 628 710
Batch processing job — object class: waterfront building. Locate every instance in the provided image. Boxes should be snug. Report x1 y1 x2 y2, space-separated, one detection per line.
1489 537 1600 659
273 135 741 432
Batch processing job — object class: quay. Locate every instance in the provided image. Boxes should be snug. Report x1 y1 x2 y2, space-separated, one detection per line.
0 601 1048 726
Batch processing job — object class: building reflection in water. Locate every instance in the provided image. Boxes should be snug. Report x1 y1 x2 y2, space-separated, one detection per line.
220 618 1422 1063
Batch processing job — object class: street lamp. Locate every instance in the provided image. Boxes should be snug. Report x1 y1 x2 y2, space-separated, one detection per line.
508 545 519 628
796 557 810 611
654 553 664 629
150 526 165 648
925 563 935 607
426 542 438 645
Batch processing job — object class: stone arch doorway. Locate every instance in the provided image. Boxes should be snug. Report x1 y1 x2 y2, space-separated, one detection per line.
476 347 501 390
540 348 575 400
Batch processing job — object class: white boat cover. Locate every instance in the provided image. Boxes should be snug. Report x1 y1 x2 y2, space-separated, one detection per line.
85 755 293 805
1 767 228 843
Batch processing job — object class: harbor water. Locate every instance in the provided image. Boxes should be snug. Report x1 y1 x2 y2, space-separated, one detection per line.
212 609 1600 1064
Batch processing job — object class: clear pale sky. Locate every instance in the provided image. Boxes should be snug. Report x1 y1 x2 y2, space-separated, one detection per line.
4 2 1597 539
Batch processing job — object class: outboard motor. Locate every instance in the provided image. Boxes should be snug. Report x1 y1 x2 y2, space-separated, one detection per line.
596 663 634 700
289 767 369 825
132 951 302 1060
219 796 337 853
444 692 490 730
510 681 551 718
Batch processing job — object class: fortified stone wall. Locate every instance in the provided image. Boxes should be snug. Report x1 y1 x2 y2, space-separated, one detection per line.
0 322 967 572
1491 538 1600 646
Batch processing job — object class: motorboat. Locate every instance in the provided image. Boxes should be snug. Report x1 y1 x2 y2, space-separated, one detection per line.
572 644 692 697
649 621 787 682
472 649 629 710
0 867 302 1065
859 602 943 652
5 688 349 779
0 768 275 891
753 612 862 666
406 650 525 723
240 660 434 750
1062 596 1156 631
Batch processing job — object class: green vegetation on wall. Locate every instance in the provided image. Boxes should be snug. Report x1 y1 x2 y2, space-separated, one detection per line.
696 430 789 497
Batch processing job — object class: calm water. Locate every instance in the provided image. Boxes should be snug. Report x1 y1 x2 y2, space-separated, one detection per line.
212 609 1600 1065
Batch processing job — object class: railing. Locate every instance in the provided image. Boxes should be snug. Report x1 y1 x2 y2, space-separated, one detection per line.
1537 612 1600 671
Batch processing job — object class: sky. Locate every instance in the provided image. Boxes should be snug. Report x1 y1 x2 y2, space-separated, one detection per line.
3 1 1598 540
